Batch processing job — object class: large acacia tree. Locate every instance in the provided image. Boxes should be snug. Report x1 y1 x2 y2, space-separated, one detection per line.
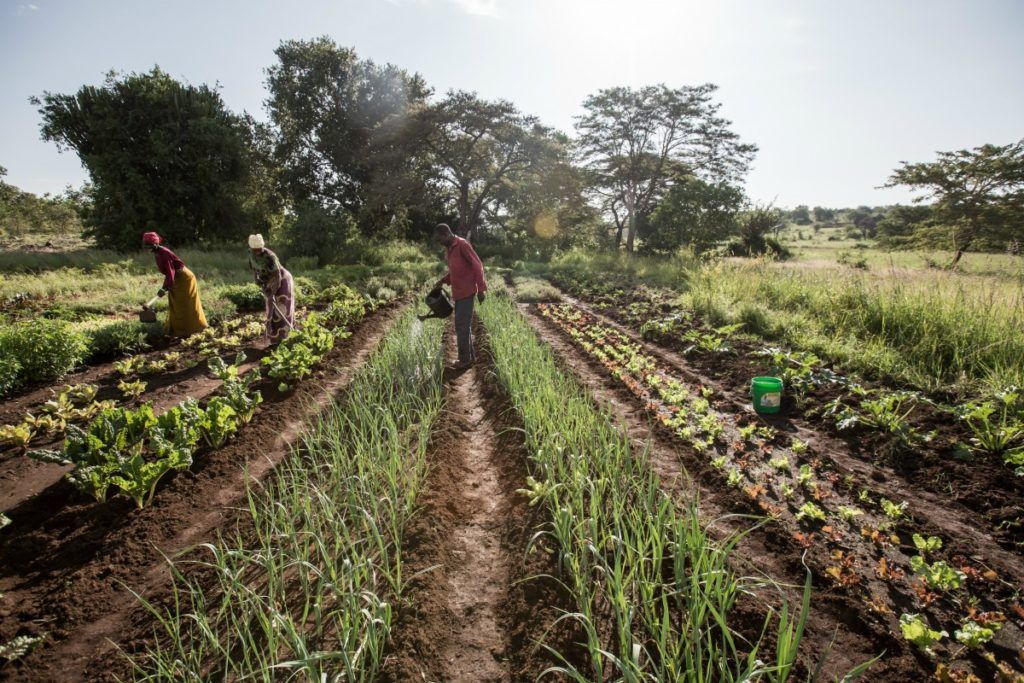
884 140 1024 265
575 84 756 252
409 91 563 241
33 68 272 250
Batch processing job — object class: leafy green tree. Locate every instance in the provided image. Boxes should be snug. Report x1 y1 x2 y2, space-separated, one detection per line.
850 206 879 239
812 206 835 222
574 84 756 252
642 178 744 254
265 37 430 228
790 204 811 225
725 204 788 258
884 140 1024 265
0 166 87 239
875 205 936 248
410 90 563 241
33 68 272 250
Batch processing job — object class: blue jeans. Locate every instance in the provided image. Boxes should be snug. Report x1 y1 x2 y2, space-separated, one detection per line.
454 296 475 363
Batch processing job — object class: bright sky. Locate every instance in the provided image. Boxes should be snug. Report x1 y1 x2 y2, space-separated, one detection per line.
1 0 1022 207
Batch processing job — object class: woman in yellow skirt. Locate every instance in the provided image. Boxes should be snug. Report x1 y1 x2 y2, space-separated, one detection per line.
142 231 208 336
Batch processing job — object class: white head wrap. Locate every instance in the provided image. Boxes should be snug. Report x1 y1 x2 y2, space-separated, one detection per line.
248 234 265 249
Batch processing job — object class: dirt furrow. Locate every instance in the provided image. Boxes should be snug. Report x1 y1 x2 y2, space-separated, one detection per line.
0 303 406 683
381 321 570 683
518 302 912 679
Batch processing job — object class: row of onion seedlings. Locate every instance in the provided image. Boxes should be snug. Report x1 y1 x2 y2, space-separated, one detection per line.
480 293 817 682
129 312 444 681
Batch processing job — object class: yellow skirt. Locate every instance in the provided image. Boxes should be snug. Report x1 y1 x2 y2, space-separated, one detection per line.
165 267 208 337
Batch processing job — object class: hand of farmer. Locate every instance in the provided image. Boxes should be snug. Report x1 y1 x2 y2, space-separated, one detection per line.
156 288 167 298
477 292 486 304
433 279 445 291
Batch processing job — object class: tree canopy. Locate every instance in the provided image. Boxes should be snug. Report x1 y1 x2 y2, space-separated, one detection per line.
884 139 1024 265
574 84 756 252
265 37 430 234
33 67 273 251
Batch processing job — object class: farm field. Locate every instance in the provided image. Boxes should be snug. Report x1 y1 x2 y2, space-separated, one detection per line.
0 244 1021 681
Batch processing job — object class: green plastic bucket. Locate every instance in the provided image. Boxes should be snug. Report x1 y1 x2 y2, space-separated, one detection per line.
751 376 783 414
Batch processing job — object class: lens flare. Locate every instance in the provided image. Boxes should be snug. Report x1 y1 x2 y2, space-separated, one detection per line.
533 212 558 239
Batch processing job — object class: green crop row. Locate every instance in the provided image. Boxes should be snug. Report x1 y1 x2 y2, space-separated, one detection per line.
478 294 855 681
27 357 262 509
129 312 444 680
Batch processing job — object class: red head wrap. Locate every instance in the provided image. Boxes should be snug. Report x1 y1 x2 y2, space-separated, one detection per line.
142 231 161 246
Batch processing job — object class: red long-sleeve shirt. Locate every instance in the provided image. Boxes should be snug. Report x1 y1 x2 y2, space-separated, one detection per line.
440 236 487 301
154 246 185 290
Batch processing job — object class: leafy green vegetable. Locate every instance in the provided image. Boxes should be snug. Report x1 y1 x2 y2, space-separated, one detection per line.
899 613 946 652
909 556 965 591
954 619 999 649
796 502 826 524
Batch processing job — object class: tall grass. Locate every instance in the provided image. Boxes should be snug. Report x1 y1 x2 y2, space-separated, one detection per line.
129 312 444 681
684 261 1024 392
479 294 824 681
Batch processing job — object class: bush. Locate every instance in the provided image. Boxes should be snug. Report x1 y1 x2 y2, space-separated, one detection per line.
0 319 89 395
0 356 21 396
220 283 264 313
86 320 151 360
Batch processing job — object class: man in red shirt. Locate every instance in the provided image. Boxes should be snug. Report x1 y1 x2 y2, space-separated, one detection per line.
433 223 487 368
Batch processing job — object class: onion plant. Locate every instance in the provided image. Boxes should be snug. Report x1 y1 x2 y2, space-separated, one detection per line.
481 294 823 682
128 311 444 681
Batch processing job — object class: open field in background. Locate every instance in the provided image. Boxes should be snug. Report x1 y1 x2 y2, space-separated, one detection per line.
775 224 1024 278
530 248 1024 394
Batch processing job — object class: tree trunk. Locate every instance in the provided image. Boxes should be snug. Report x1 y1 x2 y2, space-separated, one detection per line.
614 222 624 248
624 189 637 253
949 221 977 267
457 180 471 238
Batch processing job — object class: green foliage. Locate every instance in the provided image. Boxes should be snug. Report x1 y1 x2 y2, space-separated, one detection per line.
884 139 1024 264
899 613 946 652
722 204 790 258
87 320 150 359
281 201 358 265
909 556 965 592
575 83 756 252
643 177 744 254
795 501 827 524
955 388 1024 472
219 283 264 313
266 37 429 222
954 620 1000 649
33 67 275 250
198 397 239 449
0 319 89 396
0 165 85 239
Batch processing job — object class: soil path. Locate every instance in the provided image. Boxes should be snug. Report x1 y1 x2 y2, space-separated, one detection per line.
0 304 405 683
381 321 573 683
516 302 914 680
381 325 514 682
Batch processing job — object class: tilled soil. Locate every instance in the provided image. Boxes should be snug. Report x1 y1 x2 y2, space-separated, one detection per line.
552 277 1024 552
380 321 580 683
0 304 404 682
0 342 271 515
519 302 922 680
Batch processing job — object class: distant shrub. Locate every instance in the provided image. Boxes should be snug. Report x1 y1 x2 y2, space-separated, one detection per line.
86 320 151 360
0 319 89 395
220 283 264 313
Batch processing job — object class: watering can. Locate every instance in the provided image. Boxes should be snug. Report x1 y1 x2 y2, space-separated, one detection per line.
418 286 453 321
